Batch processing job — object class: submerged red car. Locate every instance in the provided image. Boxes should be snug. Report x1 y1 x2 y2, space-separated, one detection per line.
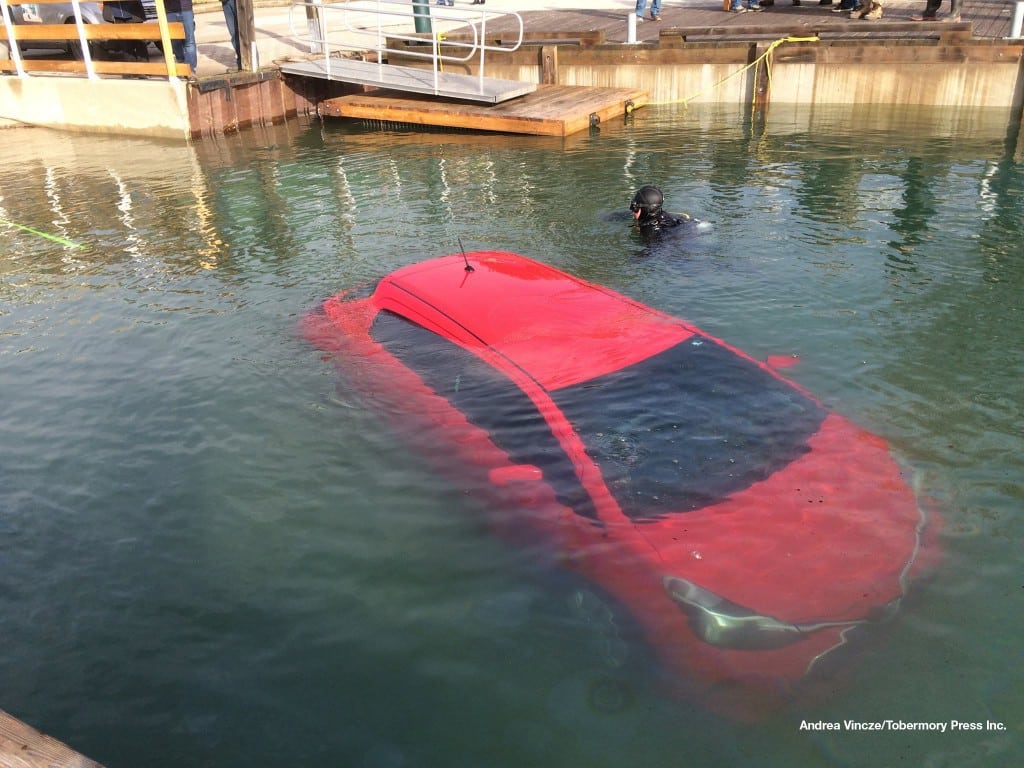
303 251 940 718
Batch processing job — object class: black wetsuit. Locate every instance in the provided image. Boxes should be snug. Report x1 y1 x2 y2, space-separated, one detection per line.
635 210 697 238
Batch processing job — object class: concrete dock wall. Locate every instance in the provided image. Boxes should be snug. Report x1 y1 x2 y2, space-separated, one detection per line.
0 77 191 138
438 38 1024 112
3 34 1022 138
0 67 350 138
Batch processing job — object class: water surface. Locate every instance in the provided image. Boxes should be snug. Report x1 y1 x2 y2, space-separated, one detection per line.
2 105 1022 767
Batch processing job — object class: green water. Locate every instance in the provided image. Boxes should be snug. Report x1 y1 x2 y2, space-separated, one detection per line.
1 105 1022 767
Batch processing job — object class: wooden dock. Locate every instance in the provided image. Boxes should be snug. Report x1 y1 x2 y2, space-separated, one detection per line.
1 709 104 768
318 83 648 136
464 0 1015 44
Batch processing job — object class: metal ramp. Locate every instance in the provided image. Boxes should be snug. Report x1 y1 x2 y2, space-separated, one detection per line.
279 58 536 104
283 0 535 104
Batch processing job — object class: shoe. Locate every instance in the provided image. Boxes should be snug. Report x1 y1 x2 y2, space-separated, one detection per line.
650 12 662 21
635 13 644 21
730 6 747 11
747 3 764 10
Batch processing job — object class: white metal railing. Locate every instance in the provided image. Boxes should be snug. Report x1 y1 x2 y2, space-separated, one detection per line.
1 0 30 78
0 0 182 81
289 0 525 95
1011 1 1024 39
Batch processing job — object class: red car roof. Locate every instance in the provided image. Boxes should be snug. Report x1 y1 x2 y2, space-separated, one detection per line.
380 251 692 391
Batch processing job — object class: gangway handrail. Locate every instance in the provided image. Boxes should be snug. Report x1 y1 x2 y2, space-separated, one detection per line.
288 0 526 97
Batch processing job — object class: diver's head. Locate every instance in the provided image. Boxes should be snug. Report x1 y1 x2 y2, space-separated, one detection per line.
630 185 664 222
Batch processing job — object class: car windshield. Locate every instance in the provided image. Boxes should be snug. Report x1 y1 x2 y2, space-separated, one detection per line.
550 336 826 519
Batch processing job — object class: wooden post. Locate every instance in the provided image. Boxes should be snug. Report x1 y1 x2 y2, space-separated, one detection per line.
238 0 258 71
306 0 325 55
1014 55 1024 163
751 42 770 111
541 45 558 85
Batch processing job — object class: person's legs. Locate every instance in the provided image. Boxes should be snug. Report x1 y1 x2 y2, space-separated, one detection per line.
166 10 185 69
650 0 661 18
180 10 197 72
635 0 647 17
221 0 241 69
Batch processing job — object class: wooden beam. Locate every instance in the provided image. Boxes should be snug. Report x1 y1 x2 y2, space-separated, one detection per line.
658 21 972 42
0 58 190 76
0 23 184 43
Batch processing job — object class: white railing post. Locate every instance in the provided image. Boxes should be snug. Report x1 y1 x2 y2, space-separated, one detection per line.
1010 2 1024 39
69 0 98 78
0 0 28 77
627 12 637 45
478 10 486 90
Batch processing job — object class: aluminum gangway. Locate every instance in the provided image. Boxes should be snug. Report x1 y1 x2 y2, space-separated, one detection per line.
279 0 536 104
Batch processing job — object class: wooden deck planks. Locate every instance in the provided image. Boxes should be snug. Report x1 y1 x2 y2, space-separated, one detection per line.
473 0 1015 43
319 84 648 136
0 709 104 768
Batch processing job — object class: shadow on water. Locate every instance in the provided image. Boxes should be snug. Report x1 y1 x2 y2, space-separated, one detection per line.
1 104 1022 768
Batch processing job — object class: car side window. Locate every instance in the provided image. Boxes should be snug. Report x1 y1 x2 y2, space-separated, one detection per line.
371 311 599 520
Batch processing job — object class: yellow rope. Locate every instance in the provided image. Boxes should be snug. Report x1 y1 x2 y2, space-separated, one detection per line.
434 32 447 72
645 35 820 108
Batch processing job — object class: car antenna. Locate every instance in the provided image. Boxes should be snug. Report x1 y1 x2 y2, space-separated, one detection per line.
458 237 474 272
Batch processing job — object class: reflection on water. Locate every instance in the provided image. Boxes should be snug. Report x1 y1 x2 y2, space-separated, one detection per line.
1 106 1022 768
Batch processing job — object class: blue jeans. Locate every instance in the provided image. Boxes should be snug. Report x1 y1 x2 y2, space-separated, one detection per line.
166 10 196 73
635 0 661 17
221 0 241 69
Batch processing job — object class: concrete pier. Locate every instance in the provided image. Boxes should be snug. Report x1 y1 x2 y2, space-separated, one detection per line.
1 3 1022 145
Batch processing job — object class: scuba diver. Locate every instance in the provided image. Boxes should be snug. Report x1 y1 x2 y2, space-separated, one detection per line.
629 185 706 237
605 185 711 256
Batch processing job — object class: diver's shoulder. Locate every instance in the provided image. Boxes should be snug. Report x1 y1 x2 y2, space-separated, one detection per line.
667 212 713 233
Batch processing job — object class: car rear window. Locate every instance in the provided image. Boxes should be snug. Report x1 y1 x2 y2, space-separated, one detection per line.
370 311 599 520
550 336 827 519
